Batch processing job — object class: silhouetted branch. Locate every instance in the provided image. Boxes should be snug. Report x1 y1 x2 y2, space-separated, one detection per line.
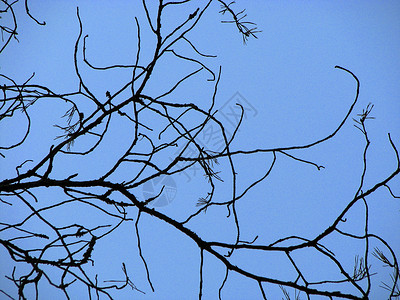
0 1 398 299
218 0 261 44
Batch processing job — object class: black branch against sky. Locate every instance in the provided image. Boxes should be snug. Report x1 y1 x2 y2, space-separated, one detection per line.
0 1 399 299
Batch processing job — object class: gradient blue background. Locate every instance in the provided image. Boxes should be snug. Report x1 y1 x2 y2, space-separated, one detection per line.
1 1 399 299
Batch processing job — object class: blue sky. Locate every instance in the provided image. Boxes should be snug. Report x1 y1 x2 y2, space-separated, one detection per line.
1 1 399 299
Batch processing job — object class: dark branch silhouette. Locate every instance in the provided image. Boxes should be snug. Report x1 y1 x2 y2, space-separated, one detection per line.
1 1 399 299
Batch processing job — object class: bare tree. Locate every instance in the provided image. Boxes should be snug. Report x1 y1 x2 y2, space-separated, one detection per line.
1 1 399 299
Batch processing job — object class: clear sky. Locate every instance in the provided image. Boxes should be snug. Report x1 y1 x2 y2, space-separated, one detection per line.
1 1 399 299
